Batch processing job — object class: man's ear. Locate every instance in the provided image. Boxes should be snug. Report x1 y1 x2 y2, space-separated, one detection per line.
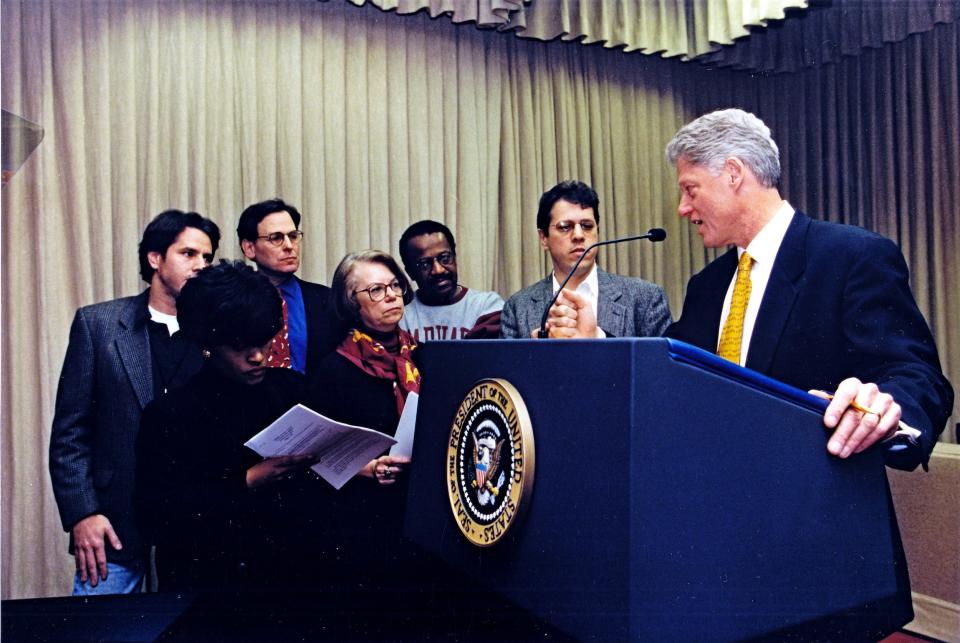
724 157 746 190
538 229 549 251
240 239 257 260
147 250 163 271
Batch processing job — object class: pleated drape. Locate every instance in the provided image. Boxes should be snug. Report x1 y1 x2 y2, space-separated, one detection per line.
698 0 960 73
354 0 809 59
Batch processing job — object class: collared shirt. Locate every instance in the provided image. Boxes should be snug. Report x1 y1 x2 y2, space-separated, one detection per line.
552 263 605 337
147 305 192 396
717 201 795 366
278 277 307 373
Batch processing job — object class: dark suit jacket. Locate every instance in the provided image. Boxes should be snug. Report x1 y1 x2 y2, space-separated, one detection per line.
667 211 953 471
500 268 672 339
297 277 344 374
49 289 204 563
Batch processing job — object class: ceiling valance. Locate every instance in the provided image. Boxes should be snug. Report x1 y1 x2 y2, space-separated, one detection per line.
345 0 808 59
344 0 960 73
697 0 960 73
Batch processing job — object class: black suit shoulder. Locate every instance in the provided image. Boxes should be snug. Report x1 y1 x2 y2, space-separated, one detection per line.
296 277 346 374
297 277 331 302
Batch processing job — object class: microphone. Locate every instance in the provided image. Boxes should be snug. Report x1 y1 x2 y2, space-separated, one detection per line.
537 228 666 338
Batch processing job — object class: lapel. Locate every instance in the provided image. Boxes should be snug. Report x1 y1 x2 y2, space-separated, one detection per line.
526 277 553 330
295 276 316 357
296 276 313 314
116 290 154 409
596 269 626 337
695 249 740 352
745 212 809 374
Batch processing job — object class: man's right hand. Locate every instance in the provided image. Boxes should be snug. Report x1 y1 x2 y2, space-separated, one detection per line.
72 514 122 587
547 289 599 338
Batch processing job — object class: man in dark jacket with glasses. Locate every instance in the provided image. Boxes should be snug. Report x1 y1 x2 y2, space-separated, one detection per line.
238 198 342 374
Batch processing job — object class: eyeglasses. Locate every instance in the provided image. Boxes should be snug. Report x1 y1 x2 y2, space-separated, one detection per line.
413 251 456 273
256 230 304 247
354 280 407 302
550 220 597 235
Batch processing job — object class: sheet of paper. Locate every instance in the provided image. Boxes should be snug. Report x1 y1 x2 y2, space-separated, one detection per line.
244 404 396 490
389 392 418 458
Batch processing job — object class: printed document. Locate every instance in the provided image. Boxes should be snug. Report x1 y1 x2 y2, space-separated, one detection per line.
389 392 418 458
244 404 396 490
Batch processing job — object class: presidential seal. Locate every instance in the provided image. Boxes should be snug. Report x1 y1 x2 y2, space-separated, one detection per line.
446 378 535 547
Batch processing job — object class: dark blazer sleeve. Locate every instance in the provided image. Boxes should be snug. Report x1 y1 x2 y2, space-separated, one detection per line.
49 308 100 530
833 234 953 470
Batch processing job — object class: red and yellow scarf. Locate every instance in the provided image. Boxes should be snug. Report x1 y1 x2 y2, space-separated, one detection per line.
336 328 421 415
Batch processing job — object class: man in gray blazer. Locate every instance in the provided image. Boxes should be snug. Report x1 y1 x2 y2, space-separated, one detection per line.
49 210 220 595
501 180 671 339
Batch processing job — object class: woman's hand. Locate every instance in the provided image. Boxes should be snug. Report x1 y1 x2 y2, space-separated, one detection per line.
246 453 320 489
360 455 412 486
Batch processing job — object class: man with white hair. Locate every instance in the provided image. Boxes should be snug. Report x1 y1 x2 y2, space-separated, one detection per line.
547 108 952 472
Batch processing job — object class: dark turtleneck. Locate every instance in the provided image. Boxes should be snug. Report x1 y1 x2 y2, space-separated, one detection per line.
357 324 401 355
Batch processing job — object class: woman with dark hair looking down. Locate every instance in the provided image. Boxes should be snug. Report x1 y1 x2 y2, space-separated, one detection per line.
135 260 324 591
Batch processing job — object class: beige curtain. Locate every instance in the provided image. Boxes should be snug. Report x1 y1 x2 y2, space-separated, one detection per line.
354 0 809 58
2 0 957 601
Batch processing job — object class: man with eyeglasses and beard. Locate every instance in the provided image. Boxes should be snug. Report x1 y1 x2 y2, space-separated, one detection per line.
500 180 672 339
398 220 504 341
238 198 343 374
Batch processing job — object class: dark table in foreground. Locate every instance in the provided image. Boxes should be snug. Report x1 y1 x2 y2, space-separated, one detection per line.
2 582 571 643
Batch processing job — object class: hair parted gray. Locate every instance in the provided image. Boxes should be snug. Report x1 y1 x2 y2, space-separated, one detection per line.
665 108 781 188
330 249 412 322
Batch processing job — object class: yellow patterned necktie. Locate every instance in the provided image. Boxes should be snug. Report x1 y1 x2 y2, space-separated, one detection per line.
717 251 753 364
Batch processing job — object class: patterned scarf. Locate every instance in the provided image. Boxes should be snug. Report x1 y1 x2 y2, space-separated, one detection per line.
336 328 421 416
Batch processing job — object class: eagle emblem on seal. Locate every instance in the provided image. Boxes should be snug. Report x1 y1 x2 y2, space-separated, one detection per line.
471 428 505 506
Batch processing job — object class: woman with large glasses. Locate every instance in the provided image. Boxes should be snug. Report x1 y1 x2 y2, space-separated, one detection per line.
307 249 420 588
134 261 326 591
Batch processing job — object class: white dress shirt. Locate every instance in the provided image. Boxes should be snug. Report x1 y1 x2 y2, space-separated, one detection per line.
553 263 605 337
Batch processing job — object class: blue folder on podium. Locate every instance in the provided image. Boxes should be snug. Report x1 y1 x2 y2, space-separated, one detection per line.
404 338 912 641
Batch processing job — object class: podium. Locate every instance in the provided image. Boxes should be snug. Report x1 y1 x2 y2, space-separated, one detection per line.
404 338 912 641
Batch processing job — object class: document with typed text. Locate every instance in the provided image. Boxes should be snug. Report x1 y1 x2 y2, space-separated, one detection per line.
244 404 396 490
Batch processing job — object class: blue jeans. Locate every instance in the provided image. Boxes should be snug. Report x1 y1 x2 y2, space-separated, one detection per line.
72 559 145 595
